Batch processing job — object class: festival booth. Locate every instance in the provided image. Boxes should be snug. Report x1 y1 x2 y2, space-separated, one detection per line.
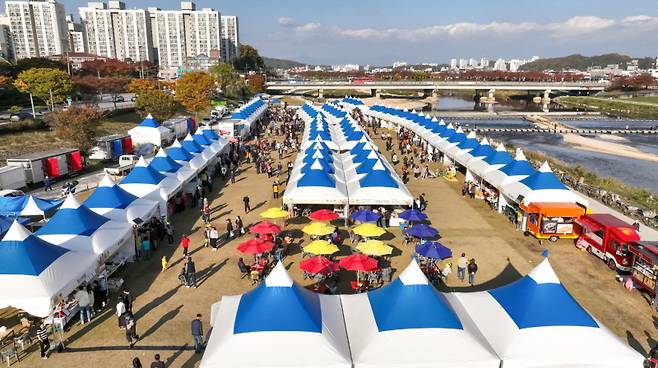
150 148 196 184
502 162 587 241
0 215 29 237
629 241 658 297
341 260 500 368
576 214 639 271
483 149 535 213
283 164 349 206
346 161 413 206
444 130 475 161
341 97 366 112
229 97 268 137
200 126 228 154
201 263 352 368
36 195 135 263
458 138 494 181
127 114 174 147
0 195 63 217
119 157 183 213
85 175 159 224
446 257 644 368
0 221 96 317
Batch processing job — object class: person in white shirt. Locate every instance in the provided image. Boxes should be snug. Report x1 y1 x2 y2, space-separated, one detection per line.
74 286 91 325
116 298 126 329
457 253 467 283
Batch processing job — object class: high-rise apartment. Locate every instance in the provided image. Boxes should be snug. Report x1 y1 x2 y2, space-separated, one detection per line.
154 2 221 69
5 0 69 60
220 15 239 61
79 1 153 62
66 14 86 53
0 16 14 61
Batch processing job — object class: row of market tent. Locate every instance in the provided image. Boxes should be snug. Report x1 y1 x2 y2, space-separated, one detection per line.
283 102 414 206
200 256 642 368
0 99 269 318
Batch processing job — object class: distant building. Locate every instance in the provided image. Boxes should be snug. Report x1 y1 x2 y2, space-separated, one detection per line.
220 15 239 61
6 0 70 60
154 2 222 69
458 58 468 69
0 16 14 61
493 58 507 71
468 58 477 68
449 58 457 70
47 52 107 69
185 52 220 71
479 58 489 69
392 61 407 68
509 59 524 72
66 14 86 53
147 7 159 64
79 1 154 62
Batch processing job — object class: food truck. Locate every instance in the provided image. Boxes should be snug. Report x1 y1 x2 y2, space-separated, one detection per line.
628 241 658 297
522 202 586 242
575 214 639 271
6 148 83 185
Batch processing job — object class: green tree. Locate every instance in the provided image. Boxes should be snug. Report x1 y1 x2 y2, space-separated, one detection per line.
128 78 157 94
135 89 177 122
15 68 74 110
232 44 265 72
209 62 238 93
175 71 215 117
16 58 67 73
49 106 104 157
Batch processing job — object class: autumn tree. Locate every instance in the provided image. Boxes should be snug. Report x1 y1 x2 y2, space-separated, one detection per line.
232 44 266 72
98 76 131 108
128 78 157 94
209 62 238 92
80 58 134 77
15 68 74 110
135 89 177 122
247 73 266 94
49 106 104 157
175 71 215 117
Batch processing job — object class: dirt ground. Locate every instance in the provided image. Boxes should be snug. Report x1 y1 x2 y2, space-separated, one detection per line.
7 117 656 368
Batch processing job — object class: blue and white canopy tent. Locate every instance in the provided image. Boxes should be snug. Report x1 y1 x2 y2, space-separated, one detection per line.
459 137 493 171
445 130 477 160
502 161 587 207
36 195 135 261
85 174 159 224
341 260 500 367
446 257 643 368
0 215 29 237
483 149 536 190
119 156 183 212
151 147 196 184
346 160 413 206
283 161 349 206
127 114 173 147
468 143 513 180
201 263 352 368
0 221 96 317
0 195 63 217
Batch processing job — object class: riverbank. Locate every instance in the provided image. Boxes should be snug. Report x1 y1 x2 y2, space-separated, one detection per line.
562 133 658 163
557 96 658 120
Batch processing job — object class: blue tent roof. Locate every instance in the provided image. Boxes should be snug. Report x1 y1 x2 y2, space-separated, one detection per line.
469 144 494 159
139 114 159 128
483 149 514 166
298 169 336 188
301 159 334 174
489 260 598 329
37 197 109 236
201 128 220 141
367 262 463 331
84 177 137 210
355 159 380 174
519 167 568 191
192 133 212 146
447 130 466 144
360 168 398 188
0 224 69 276
233 264 322 333
500 159 535 177
0 216 28 237
182 138 204 153
167 145 195 162
120 164 166 185
150 155 183 173
457 137 479 150
0 196 63 217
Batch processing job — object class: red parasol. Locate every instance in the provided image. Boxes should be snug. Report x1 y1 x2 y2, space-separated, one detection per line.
338 254 379 272
249 221 282 235
308 209 340 222
228 137 239 143
237 238 275 254
299 256 339 275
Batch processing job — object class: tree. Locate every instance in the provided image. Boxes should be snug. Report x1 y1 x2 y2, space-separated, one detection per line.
209 62 238 92
16 58 66 73
232 44 265 72
128 78 157 94
246 73 265 94
175 71 215 116
0 75 10 87
49 106 104 157
80 58 134 77
15 68 74 110
135 90 177 122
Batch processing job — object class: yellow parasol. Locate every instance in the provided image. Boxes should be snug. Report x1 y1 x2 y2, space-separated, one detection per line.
303 240 340 255
356 240 393 256
352 223 386 237
260 207 289 219
302 222 334 236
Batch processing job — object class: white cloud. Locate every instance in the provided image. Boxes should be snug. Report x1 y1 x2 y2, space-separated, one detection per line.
278 16 294 27
294 22 322 33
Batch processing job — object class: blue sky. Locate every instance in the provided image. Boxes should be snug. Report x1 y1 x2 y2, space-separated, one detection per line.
7 0 658 64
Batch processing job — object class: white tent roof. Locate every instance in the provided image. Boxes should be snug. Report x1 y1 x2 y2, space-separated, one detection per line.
201 263 351 368
85 175 159 224
445 258 643 368
482 149 534 189
501 162 586 206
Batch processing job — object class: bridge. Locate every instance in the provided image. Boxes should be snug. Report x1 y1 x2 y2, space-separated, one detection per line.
265 81 606 100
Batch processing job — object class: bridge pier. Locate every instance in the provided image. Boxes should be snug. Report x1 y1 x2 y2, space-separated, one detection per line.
430 90 440 110
318 89 324 99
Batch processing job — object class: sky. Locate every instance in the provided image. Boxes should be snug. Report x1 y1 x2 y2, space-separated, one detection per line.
7 0 658 65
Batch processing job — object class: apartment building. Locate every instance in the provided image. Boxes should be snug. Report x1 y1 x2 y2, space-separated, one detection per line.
5 0 69 59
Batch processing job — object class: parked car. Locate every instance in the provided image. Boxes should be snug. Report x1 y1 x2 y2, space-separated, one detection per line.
104 154 139 176
0 189 25 197
10 112 32 121
113 96 125 103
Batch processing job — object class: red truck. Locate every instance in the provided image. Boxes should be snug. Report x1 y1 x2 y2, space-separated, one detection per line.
575 213 640 272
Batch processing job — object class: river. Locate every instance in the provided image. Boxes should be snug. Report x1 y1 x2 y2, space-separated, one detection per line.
428 96 658 193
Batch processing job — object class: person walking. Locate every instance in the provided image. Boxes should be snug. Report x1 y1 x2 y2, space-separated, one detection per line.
457 253 467 283
235 216 244 236
225 219 234 241
192 314 204 354
467 258 478 287
75 286 91 325
185 257 197 288
165 222 174 245
122 288 133 313
243 195 251 213
141 236 152 260
125 313 140 348
36 320 50 360
180 234 190 256
132 358 143 368
201 201 211 224
44 175 53 192
116 297 127 328
161 256 168 272
272 182 279 199
209 226 219 250
150 354 165 368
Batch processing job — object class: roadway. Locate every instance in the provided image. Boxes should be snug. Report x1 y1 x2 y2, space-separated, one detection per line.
266 81 607 92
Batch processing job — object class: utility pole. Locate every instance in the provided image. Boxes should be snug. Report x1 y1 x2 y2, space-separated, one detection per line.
49 89 54 111
29 93 35 118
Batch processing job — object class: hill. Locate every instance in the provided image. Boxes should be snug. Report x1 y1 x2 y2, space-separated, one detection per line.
262 57 305 70
519 53 655 72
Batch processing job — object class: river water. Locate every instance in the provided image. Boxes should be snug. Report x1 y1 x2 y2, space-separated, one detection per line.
428 97 658 193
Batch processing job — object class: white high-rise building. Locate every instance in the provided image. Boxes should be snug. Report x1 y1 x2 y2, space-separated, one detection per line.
0 16 14 61
493 58 507 71
480 58 489 69
66 14 86 53
468 58 477 68
147 7 159 64
449 58 457 70
79 1 153 62
154 2 222 69
220 15 239 61
458 58 468 69
6 0 69 60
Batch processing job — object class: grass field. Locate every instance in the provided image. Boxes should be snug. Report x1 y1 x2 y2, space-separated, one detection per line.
558 96 658 119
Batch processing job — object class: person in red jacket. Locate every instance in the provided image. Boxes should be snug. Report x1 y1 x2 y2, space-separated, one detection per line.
180 234 190 256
